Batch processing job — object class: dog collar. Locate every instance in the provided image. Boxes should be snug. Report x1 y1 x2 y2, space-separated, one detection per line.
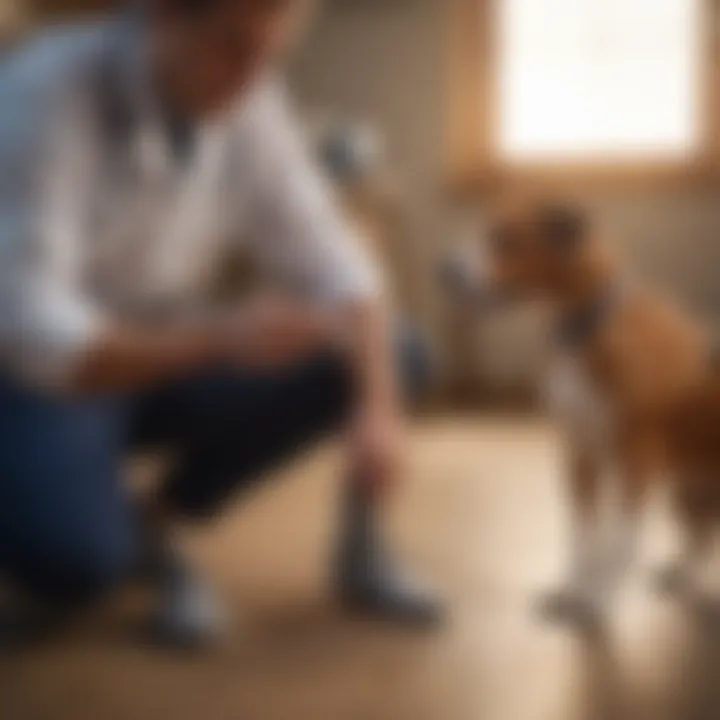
554 278 630 350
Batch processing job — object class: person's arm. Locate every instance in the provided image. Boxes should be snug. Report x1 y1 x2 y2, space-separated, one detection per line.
341 300 404 493
69 297 341 394
0 74 336 396
68 322 217 394
242 81 402 491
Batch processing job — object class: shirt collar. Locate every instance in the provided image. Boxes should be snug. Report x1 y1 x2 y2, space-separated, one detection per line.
553 277 632 350
100 18 199 173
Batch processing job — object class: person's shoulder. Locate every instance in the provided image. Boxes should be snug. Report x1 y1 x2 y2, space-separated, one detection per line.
0 22 120 172
0 21 118 106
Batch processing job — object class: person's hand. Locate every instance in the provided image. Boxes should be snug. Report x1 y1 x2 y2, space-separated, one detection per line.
347 401 406 497
214 294 340 369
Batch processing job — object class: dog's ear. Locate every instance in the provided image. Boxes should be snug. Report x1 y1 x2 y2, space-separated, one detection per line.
540 203 588 250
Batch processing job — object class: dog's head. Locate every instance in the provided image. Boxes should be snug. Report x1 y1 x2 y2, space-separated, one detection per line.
442 196 606 309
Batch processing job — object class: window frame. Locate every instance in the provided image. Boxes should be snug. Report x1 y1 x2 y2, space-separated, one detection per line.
446 0 720 194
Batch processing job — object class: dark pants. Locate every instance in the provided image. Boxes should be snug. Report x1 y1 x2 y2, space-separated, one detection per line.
0 335 430 605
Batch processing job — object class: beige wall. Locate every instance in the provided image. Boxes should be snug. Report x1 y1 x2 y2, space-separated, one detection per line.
0 0 29 40
290 0 720 396
290 0 450 327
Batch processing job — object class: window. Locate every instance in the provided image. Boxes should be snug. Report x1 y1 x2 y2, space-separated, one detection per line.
447 0 720 189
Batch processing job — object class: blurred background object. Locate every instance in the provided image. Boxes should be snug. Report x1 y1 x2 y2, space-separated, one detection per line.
0 0 30 45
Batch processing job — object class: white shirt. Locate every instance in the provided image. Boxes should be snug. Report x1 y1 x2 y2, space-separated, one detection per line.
0 22 381 389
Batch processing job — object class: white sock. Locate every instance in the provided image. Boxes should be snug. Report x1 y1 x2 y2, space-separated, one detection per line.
566 513 604 606
599 507 641 605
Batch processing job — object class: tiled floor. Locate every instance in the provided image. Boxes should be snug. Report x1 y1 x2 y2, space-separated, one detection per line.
2 417 717 720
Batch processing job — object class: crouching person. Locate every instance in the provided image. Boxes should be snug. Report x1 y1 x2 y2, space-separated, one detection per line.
0 0 443 648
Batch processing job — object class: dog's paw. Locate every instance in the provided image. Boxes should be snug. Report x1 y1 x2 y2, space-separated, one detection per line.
535 588 604 631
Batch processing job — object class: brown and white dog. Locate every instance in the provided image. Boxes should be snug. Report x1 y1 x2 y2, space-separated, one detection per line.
444 195 720 622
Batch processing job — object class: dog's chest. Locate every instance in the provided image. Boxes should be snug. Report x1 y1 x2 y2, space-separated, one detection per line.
545 353 615 451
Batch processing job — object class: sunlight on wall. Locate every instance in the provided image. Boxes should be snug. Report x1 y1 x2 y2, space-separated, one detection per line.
497 0 702 161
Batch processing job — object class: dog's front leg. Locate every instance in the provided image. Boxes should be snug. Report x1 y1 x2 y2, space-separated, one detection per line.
603 429 657 601
540 444 606 622
567 446 604 594
657 482 714 598
657 513 712 598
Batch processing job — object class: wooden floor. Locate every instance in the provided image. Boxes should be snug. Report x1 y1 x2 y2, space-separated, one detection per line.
3 416 720 720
